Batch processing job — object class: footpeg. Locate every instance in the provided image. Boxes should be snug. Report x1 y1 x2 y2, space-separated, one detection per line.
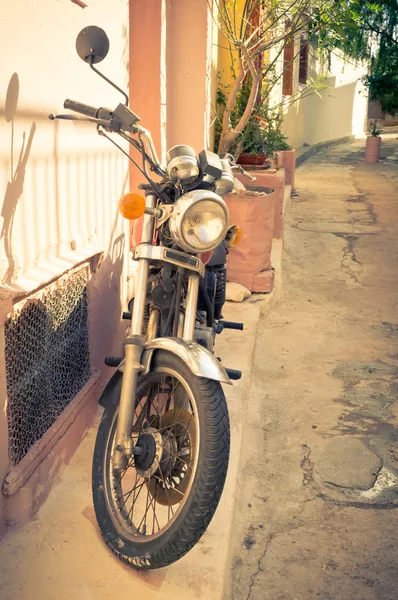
122 311 132 320
105 356 123 367
225 368 242 380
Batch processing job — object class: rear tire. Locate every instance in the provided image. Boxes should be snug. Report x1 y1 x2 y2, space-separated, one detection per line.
92 350 230 569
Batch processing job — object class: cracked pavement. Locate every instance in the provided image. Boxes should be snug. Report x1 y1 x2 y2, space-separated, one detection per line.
228 133 398 600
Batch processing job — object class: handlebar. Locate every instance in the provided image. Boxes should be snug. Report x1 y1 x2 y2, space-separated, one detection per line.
64 99 99 118
56 99 166 176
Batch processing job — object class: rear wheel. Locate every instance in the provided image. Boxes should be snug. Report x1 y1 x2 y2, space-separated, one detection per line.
92 350 230 569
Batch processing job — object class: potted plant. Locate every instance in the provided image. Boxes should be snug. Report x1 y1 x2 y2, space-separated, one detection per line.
365 120 382 163
215 81 291 168
211 0 345 157
237 110 291 169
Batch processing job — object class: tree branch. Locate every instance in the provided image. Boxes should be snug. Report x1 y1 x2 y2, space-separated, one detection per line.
235 45 262 133
221 54 245 134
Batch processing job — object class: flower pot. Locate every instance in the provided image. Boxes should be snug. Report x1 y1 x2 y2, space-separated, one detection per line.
237 169 286 240
365 136 381 163
278 149 296 188
270 152 281 169
224 185 276 293
237 153 268 168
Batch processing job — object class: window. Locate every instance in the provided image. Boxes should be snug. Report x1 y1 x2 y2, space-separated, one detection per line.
282 36 294 96
299 37 309 85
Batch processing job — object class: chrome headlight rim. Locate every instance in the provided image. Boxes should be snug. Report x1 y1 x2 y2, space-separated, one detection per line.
169 190 230 254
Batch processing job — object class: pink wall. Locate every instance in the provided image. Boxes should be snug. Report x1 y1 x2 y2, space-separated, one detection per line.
166 0 211 152
129 0 164 246
129 0 163 191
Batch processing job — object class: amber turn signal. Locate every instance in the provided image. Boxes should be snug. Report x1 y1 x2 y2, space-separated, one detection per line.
119 193 146 220
226 224 242 248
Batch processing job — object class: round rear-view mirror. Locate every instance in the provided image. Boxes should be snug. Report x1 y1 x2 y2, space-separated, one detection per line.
76 26 110 64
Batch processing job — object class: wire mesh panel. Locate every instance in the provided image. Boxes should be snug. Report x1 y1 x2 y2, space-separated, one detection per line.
4 268 91 465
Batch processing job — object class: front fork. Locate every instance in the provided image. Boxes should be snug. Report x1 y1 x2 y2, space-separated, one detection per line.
113 194 200 469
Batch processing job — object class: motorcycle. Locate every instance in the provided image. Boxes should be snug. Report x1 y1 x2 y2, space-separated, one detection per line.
50 26 253 570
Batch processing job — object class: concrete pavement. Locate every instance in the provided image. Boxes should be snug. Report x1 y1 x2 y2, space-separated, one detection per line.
228 131 398 599
0 299 262 600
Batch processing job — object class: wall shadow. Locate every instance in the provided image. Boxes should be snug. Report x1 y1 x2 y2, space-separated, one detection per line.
87 230 126 372
1 74 36 285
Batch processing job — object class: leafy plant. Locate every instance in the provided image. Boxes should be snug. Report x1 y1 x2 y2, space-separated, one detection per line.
318 0 398 115
210 0 365 154
215 77 290 158
368 120 383 137
364 71 398 116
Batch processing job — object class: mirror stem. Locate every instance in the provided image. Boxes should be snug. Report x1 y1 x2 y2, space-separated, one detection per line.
89 57 129 106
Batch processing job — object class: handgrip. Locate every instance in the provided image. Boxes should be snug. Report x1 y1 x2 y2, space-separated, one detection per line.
64 99 99 118
225 368 242 380
221 320 244 331
104 356 123 367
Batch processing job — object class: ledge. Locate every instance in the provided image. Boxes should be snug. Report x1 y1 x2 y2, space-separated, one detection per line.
0 246 103 326
296 136 354 168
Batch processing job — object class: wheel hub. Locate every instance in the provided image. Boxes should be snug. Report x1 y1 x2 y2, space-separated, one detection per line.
146 408 197 506
134 428 163 479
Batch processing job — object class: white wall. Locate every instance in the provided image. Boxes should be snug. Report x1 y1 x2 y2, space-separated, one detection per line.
271 43 368 150
0 0 131 532
0 0 130 291
302 51 368 146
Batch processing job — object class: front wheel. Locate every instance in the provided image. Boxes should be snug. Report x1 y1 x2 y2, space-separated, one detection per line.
92 350 230 569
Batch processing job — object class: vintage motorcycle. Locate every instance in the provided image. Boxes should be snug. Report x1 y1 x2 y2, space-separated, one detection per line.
50 26 253 570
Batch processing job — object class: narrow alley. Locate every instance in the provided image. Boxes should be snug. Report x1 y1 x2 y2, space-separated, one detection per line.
0 134 397 600
229 132 398 599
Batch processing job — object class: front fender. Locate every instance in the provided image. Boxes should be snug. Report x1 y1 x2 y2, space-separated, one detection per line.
98 369 122 408
142 337 232 385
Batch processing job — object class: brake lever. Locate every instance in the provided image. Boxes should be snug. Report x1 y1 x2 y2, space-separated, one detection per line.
233 164 257 182
49 114 110 126
219 152 256 182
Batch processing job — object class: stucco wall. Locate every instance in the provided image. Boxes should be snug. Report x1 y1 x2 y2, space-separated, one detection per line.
303 52 367 146
166 0 214 152
0 0 130 532
282 49 367 149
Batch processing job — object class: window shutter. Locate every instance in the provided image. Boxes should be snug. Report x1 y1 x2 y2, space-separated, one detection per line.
282 37 294 96
299 38 309 85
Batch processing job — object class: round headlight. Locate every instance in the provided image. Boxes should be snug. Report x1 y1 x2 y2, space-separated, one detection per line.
169 190 229 253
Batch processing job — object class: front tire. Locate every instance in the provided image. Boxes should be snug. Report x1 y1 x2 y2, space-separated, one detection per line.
92 350 230 569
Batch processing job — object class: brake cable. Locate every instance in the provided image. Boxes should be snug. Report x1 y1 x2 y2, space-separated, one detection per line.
97 127 168 200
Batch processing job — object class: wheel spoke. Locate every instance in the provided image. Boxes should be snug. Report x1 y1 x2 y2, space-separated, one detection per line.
159 447 194 468
156 379 161 414
154 474 185 497
122 479 144 500
126 483 143 526
152 480 158 535
136 487 157 534
114 456 135 483
156 415 194 433
157 464 175 517
159 377 179 414
127 474 146 524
